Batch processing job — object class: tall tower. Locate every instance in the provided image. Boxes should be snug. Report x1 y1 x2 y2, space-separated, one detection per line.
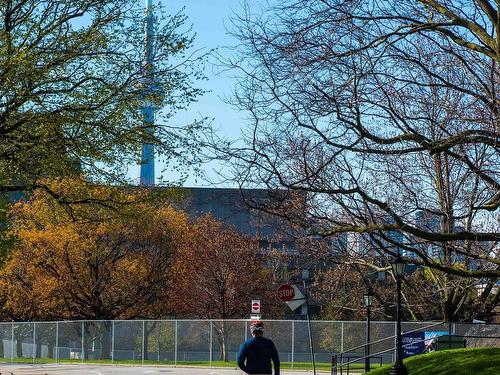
140 0 155 186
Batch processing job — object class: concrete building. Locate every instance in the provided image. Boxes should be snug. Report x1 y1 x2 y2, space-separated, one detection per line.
181 187 294 248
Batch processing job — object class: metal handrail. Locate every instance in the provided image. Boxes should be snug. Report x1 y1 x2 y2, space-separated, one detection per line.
333 331 486 374
338 321 445 355
332 331 476 375
332 330 496 375
333 341 422 375
334 344 407 375
343 355 383 374
331 321 446 375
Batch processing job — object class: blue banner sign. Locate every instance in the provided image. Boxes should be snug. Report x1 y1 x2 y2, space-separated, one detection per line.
402 332 425 358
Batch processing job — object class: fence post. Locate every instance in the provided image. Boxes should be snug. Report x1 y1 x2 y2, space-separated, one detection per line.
32 322 36 364
142 320 145 365
111 321 115 364
393 321 397 362
209 320 212 367
55 322 59 363
174 320 178 366
244 320 248 342
81 321 85 362
291 320 295 369
340 322 344 353
10 321 14 362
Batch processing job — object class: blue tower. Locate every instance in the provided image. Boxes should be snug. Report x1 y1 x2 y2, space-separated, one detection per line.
140 0 155 186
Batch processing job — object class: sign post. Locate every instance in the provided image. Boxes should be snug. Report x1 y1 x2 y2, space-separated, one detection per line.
302 275 317 375
277 283 316 375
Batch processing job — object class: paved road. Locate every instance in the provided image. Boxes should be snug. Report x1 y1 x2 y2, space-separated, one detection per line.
0 364 331 375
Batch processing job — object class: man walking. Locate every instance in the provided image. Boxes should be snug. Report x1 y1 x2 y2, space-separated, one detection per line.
237 320 280 375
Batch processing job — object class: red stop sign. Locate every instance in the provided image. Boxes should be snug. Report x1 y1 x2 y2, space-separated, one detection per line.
277 284 295 301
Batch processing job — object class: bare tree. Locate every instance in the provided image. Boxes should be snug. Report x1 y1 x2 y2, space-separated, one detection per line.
305 235 499 321
211 0 499 287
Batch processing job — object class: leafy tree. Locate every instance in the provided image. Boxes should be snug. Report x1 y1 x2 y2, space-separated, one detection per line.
0 194 16 268
0 177 188 325
0 0 205 191
212 0 500 283
170 214 278 360
141 322 174 361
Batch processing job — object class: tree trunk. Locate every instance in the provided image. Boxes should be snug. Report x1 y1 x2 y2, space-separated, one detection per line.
84 338 91 360
83 327 92 360
0 333 4 359
99 323 111 360
143 331 149 361
15 334 22 358
35 335 42 359
143 321 157 361
47 341 54 359
216 322 229 362
221 337 227 362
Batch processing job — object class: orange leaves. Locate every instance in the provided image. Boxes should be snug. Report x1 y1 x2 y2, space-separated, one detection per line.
1 178 188 320
169 214 273 319
1 178 285 321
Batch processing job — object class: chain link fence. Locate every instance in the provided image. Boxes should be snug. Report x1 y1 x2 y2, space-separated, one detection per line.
0 320 497 366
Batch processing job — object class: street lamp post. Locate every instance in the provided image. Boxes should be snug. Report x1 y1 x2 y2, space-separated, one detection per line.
364 287 374 373
390 255 408 375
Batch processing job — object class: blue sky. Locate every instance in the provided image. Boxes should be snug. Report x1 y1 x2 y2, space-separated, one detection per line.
166 0 244 139
128 0 253 186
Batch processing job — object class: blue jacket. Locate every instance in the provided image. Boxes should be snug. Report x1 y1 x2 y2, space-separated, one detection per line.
237 336 280 375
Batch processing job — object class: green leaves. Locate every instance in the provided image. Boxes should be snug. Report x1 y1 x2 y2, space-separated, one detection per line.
0 0 206 190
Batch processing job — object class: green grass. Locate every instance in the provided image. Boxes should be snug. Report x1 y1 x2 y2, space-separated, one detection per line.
282 361 332 371
1 357 332 371
368 348 500 375
6 348 499 374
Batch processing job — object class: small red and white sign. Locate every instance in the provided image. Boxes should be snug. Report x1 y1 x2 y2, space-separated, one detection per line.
251 300 261 314
277 284 295 301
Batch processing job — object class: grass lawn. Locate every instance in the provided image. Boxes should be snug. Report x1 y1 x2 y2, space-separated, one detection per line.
368 348 500 375
2 357 333 371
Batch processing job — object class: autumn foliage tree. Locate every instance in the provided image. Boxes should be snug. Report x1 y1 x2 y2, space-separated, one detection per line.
0 178 188 358
170 214 277 360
